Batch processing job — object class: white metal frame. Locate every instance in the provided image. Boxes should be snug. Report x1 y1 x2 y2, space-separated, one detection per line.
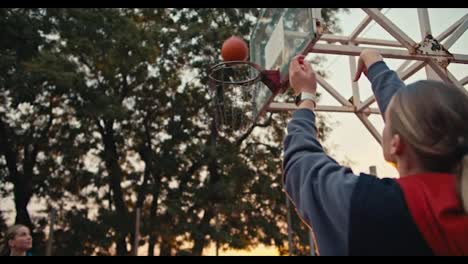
267 8 468 145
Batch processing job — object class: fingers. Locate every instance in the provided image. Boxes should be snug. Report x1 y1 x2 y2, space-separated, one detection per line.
289 54 318 96
290 54 317 76
298 56 305 69
353 56 366 82
298 55 305 64
289 55 305 74
354 49 383 81
296 54 305 61
303 59 313 73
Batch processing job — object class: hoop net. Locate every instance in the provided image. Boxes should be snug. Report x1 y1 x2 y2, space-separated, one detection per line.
208 61 262 138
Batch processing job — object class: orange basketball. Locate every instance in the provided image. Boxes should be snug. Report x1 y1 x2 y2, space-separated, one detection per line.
221 36 249 61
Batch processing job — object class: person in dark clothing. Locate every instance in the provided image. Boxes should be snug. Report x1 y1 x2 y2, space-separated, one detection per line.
283 49 468 256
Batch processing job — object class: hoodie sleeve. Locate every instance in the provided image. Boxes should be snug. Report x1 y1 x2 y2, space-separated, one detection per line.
283 108 359 256
366 61 406 118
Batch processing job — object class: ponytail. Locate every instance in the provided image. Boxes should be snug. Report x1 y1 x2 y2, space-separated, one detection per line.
459 154 468 214
0 239 10 256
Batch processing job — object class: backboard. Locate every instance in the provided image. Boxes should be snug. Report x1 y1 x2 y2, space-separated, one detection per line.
250 8 468 145
250 8 323 121
213 8 467 143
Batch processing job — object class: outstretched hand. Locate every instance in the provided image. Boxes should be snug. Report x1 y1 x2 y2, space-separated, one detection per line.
354 55 368 82
289 55 317 96
353 49 384 82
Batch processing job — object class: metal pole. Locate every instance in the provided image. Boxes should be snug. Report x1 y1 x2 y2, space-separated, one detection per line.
133 208 141 256
286 195 293 256
442 16 468 49
215 205 219 256
362 8 417 51
417 8 442 81
461 76 468 86
417 8 432 37
349 8 384 41
46 208 56 256
356 113 382 145
349 51 361 108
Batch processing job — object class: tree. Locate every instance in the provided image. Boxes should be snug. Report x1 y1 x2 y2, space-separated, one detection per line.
0 8 59 234
161 8 347 255
0 8 346 256
37 8 189 255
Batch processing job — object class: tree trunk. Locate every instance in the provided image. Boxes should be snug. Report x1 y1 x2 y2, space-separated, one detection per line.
116 236 127 256
19 142 40 229
144 118 163 256
13 184 33 228
147 185 161 256
130 144 152 255
99 119 129 256
192 120 220 256
159 235 172 256
147 234 157 256
191 208 214 256
0 120 33 229
135 120 153 209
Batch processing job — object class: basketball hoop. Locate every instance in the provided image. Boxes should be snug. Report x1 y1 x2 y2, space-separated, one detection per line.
207 61 283 138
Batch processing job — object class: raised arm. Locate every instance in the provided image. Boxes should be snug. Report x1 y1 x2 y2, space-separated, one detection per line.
354 49 406 118
283 55 360 255
283 52 408 255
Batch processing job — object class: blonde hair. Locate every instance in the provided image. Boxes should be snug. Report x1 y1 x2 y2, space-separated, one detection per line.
389 80 468 213
0 225 29 256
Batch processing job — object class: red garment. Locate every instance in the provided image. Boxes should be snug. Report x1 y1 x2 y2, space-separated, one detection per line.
397 173 468 256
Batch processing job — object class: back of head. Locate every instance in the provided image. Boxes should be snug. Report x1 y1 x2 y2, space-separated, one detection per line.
388 80 468 213
0 225 27 256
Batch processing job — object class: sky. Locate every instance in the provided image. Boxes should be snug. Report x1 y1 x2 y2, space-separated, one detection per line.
1 8 467 256
308 8 468 179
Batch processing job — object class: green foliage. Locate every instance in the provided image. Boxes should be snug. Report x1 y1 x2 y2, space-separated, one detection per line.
0 8 345 256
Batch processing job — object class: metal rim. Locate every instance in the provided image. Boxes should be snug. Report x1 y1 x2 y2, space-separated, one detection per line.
208 61 263 86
